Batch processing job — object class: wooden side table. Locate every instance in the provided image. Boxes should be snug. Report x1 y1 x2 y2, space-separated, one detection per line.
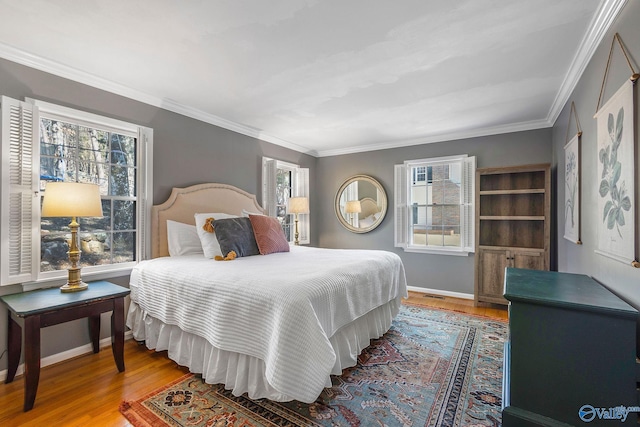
0 280 130 411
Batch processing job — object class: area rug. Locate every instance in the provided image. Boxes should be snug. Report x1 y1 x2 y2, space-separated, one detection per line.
120 304 507 427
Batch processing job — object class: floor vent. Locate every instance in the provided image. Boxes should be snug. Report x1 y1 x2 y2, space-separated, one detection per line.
423 294 445 300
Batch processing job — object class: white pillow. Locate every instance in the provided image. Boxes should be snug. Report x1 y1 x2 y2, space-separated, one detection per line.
359 215 375 228
241 208 264 217
167 220 203 256
194 212 237 258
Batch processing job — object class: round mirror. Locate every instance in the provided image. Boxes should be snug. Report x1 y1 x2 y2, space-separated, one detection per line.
335 175 387 233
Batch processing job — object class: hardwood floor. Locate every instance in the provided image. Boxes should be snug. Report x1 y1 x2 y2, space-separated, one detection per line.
0 341 189 427
0 293 507 426
405 290 509 320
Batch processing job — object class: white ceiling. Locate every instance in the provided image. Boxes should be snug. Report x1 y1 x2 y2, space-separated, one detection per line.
0 0 624 156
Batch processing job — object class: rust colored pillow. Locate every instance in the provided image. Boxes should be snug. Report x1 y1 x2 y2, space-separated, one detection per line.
248 214 290 255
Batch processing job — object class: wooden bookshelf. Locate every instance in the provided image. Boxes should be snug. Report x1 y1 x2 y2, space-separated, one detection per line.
474 164 550 305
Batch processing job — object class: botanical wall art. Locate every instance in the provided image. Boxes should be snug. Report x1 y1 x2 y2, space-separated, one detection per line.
563 133 581 244
594 79 635 265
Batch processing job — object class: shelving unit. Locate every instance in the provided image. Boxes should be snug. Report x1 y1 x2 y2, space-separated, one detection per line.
474 164 550 305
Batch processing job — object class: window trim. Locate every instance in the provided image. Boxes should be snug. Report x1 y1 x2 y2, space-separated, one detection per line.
395 154 475 256
28 99 140 134
262 157 310 245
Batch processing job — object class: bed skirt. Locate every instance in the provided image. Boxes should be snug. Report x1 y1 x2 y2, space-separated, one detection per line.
127 295 401 402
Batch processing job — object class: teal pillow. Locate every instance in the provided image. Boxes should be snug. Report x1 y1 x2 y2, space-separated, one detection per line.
212 217 259 257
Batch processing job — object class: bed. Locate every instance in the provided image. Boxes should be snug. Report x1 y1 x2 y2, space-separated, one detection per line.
127 183 408 403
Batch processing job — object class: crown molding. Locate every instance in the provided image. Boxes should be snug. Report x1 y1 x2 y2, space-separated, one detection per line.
316 119 551 157
320 0 627 158
0 42 162 107
547 0 628 124
0 42 315 156
157 98 315 154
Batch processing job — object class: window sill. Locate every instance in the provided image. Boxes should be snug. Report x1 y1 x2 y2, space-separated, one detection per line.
21 267 134 292
402 246 473 257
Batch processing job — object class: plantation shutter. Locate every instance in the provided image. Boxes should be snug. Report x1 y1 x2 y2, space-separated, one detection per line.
294 167 310 244
262 158 277 216
461 156 476 252
1 96 40 285
137 126 154 260
394 163 408 248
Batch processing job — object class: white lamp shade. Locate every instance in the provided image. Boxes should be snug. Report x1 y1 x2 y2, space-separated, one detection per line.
41 182 103 217
345 200 362 214
288 197 309 214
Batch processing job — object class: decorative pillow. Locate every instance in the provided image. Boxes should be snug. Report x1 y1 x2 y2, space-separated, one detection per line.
167 220 203 256
249 214 290 255
212 217 260 258
194 212 237 258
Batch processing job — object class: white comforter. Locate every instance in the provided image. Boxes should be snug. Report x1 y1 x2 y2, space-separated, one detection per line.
129 245 407 403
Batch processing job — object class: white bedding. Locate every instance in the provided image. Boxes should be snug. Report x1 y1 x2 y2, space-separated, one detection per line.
128 245 407 403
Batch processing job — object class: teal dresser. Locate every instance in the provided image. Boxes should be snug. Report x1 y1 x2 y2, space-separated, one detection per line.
502 268 638 426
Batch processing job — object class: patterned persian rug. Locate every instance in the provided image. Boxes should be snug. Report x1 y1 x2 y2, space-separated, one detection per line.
120 304 507 427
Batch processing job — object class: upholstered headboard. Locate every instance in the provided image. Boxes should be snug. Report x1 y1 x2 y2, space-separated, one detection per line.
150 183 265 258
359 197 381 218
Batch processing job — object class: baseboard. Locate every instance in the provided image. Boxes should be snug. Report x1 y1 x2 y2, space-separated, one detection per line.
0 330 133 382
406 285 474 300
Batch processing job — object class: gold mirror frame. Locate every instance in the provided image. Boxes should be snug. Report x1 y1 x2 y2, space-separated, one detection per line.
334 175 387 233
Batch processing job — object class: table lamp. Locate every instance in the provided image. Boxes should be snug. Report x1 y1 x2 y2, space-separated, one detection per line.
41 182 103 292
288 197 309 245
345 200 362 226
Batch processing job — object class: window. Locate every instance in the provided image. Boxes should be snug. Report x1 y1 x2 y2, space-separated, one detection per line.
395 155 475 255
262 157 309 244
413 166 426 184
1 96 153 287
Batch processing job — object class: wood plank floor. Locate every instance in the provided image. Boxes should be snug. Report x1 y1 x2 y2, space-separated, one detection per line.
0 292 507 426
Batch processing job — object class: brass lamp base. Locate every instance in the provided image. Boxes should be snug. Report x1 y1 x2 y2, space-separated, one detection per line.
60 258 88 293
60 281 89 293
294 214 300 246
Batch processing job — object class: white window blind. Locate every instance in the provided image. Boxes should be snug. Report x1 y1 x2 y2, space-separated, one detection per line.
262 158 278 217
394 163 407 248
137 127 154 261
1 96 40 285
294 167 310 244
461 156 476 252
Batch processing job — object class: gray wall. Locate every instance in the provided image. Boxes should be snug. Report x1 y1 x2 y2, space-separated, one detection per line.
0 57 316 370
552 0 640 312
317 129 552 294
